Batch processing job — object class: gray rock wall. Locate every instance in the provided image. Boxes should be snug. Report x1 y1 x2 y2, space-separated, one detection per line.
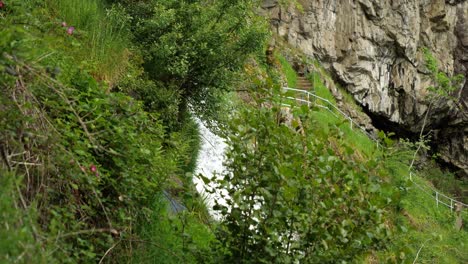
262 0 467 176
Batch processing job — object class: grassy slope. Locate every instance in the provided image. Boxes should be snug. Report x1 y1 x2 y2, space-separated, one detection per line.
3 1 465 261
384 176 468 263
45 0 130 85
47 1 215 261
1 1 212 262
278 57 468 263
276 53 297 88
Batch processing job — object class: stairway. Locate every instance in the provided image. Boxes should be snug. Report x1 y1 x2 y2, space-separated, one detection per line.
296 76 312 91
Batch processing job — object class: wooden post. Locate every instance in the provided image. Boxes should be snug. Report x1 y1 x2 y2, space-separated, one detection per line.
455 203 463 231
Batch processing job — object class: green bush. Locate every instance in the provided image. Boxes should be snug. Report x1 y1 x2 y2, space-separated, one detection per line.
212 91 392 263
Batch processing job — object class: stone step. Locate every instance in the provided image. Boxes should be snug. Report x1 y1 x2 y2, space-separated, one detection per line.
297 79 312 88
296 76 312 90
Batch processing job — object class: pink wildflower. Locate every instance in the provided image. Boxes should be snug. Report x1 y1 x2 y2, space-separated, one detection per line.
67 26 75 35
0 1 4 9
90 164 97 172
61 21 67 27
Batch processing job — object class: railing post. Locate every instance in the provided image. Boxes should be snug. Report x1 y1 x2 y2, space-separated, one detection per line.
436 192 439 207
450 199 453 212
307 93 310 107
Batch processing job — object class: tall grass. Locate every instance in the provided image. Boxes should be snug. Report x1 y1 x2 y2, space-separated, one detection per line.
308 72 336 104
419 162 467 204
179 114 202 174
295 72 377 157
276 53 298 88
370 171 468 263
0 171 45 263
46 0 131 85
309 110 378 158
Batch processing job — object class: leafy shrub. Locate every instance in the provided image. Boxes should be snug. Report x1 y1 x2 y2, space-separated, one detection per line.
212 89 392 263
118 74 182 131
422 47 464 99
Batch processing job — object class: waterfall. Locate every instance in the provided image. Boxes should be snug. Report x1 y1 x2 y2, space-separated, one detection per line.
194 118 229 219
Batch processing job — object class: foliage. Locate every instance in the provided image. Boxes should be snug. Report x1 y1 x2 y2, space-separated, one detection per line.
3 0 465 263
1 39 168 262
210 84 392 263
419 162 467 204
372 169 468 263
358 121 468 263
0 170 45 264
117 73 183 130
278 0 304 12
422 47 464 101
114 0 269 120
273 50 468 263
124 194 216 264
0 1 211 262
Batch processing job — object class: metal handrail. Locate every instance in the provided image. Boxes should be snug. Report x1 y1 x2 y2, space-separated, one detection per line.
282 87 379 142
281 86 467 211
409 172 468 210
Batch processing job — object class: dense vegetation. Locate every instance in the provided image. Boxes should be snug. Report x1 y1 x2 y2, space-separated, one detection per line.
1 0 466 263
0 0 265 262
212 90 392 262
275 47 467 263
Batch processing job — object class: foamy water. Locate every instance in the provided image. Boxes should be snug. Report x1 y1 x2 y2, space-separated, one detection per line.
194 118 229 219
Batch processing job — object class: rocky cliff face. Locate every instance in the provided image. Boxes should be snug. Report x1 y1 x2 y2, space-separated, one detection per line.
262 0 468 176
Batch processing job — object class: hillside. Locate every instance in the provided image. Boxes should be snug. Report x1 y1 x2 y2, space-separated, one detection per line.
0 0 466 263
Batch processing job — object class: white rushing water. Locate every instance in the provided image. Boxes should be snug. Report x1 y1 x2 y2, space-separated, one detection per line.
194 118 229 218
